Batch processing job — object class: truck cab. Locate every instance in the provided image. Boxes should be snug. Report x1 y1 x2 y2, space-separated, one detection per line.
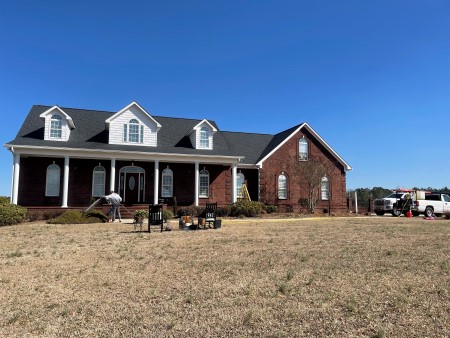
374 189 415 217
412 192 450 217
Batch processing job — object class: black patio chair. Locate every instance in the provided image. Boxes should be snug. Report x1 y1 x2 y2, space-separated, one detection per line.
148 204 164 233
205 202 218 228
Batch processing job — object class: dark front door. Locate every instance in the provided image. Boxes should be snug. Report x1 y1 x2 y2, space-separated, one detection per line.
125 173 140 204
119 166 145 204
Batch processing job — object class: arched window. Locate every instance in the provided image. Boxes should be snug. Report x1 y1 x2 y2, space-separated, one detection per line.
236 173 245 198
124 119 144 143
161 167 173 198
200 127 209 148
199 168 209 198
92 166 106 197
321 177 329 200
299 137 308 161
46 163 61 196
278 173 287 199
50 115 62 139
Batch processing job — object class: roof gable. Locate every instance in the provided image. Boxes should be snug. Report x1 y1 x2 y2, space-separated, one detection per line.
256 123 352 171
39 106 75 128
105 102 162 131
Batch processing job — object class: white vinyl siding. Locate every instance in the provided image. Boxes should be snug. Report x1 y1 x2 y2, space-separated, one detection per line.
46 163 61 196
109 105 158 146
92 166 106 197
190 123 214 150
199 169 209 198
43 112 71 141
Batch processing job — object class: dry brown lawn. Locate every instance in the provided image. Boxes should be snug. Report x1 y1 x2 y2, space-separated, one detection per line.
1 216 449 337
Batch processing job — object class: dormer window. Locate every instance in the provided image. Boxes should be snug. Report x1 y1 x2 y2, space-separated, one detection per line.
200 127 209 148
50 115 62 139
123 119 144 143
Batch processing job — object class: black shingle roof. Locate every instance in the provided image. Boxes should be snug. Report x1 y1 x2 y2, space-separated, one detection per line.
7 105 301 165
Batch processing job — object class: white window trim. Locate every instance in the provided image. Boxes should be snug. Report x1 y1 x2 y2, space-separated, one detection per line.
278 173 287 200
161 167 173 198
124 119 144 144
199 127 209 149
321 176 329 200
92 165 106 197
46 163 61 196
299 137 309 161
50 115 63 139
199 168 209 198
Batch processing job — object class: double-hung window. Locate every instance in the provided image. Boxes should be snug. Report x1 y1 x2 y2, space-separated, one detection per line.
161 168 173 198
92 166 106 197
46 163 61 196
50 115 62 139
278 173 287 199
199 169 209 198
321 177 329 200
124 119 144 143
200 127 209 148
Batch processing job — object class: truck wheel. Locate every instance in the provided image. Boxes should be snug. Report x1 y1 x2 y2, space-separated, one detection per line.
375 211 385 216
424 207 434 217
392 208 402 217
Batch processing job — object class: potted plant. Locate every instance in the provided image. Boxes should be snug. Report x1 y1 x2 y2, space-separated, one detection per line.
133 209 148 223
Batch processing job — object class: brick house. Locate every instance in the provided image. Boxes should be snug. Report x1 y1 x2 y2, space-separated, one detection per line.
5 102 351 212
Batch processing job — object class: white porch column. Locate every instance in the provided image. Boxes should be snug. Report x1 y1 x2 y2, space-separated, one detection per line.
153 160 159 205
194 161 199 206
231 163 237 203
62 156 70 207
12 153 20 205
110 158 116 192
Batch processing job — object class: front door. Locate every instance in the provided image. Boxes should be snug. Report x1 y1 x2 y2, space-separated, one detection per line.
119 166 145 204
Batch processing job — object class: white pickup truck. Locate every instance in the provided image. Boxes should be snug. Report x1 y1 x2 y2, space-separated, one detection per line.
412 192 450 217
374 190 414 216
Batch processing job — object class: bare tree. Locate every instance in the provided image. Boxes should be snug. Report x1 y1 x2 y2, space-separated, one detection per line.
292 155 333 213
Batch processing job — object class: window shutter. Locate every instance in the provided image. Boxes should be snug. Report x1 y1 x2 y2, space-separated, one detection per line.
140 125 144 143
123 125 127 142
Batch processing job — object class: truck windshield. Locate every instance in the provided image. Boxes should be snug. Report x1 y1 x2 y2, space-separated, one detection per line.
386 193 404 199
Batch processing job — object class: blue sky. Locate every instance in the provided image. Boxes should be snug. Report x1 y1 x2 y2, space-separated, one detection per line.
1 0 450 197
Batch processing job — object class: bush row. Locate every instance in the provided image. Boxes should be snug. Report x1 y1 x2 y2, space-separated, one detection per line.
176 201 278 218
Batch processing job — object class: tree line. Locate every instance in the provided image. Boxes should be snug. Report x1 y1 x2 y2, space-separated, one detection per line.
347 187 450 208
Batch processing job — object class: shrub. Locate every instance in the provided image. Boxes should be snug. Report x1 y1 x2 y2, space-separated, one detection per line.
47 210 100 224
264 204 278 214
0 196 11 206
85 210 108 222
176 205 202 218
133 209 148 220
0 203 27 226
230 200 265 217
216 205 231 217
162 209 174 222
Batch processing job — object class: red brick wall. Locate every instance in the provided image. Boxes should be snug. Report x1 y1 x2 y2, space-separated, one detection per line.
259 129 348 212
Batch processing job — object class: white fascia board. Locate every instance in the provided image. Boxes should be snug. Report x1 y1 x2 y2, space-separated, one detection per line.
8 145 243 165
105 101 162 130
39 106 75 129
256 123 352 171
192 119 217 132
